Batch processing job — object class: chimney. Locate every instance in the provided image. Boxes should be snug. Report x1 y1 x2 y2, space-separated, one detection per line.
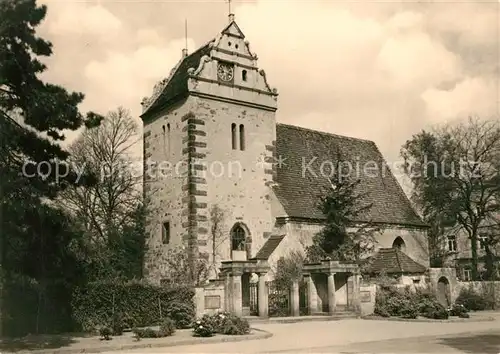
228 13 235 23
182 48 188 57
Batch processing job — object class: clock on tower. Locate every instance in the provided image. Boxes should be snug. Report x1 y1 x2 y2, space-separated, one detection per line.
217 62 234 82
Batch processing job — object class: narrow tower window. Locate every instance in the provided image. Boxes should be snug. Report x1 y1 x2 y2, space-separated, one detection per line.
239 124 245 151
162 221 170 244
231 123 237 150
167 123 171 156
242 70 247 81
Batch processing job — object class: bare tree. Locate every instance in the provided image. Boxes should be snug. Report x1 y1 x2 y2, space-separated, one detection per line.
208 204 226 278
402 117 500 279
59 107 143 277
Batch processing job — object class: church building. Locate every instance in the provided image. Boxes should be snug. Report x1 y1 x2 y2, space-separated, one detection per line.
140 14 430 284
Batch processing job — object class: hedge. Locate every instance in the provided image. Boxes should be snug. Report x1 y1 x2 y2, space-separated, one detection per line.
71 280 195 331
2 274 76 337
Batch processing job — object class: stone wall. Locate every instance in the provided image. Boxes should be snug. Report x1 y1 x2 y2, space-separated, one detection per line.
194 281 226 318
359 284 377 316
456 281 500 307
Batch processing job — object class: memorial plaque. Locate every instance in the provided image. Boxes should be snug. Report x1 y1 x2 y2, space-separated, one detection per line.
205 295 221 309
360 291 372 303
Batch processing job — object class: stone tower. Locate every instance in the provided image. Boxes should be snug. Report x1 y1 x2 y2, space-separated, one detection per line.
141 14 279 283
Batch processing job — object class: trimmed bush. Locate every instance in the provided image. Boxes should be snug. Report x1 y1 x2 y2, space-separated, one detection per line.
455 287 492 311
72 280 194 332
192 315 215 337
99 326 112 340
448 303 468 317
159 317 176 337
192 312 250 337
375 285 450 320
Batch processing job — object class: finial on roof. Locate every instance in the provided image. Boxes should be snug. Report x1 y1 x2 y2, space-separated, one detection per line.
227 0 234 22
182 19 188 57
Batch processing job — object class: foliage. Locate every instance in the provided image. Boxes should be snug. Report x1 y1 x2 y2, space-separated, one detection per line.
192 312 250 337
305 157 380 264
2 273 79 337
448 303 468 317
132 326 172 339
148 246 209 287
374 285 450 320
192 316 215 337
208 204 226 278
273 251 304 291
99 327 113 340
59 108 146 281
111 312 124 336
155 317 177 337
71 280 195 331
401 118 500 279
165 301 196 329
268 291 290 317
455 287 493 311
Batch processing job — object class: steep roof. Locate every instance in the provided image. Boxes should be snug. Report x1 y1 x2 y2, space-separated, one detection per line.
251 235 286 260
274 123 426 227
366 248 427 274
141 44 212 118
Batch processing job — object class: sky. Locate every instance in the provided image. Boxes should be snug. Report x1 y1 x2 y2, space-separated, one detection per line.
37 0 499 174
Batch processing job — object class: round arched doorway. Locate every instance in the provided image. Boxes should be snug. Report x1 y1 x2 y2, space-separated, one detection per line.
436 276 451 307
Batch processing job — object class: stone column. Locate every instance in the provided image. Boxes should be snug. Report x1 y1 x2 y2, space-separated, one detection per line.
231 271 243 317
305 273 316 315
224 272 231 312
290 280 300 317
327 272 336 315
352 273 361 314
257 273 268 318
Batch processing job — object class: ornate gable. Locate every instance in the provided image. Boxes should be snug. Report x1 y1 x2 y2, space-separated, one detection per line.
141 15 278 119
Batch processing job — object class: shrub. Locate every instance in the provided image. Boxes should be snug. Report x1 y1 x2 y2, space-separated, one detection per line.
268 292 290 317
448 303 468 317
158 317 176 337
455 287 491 311
99 326 112 340
111 312 124 336
192 312 251 337
72 280 195 331
375 285 417 318
165 301 195 329
458 312 470 318
132 327 158 339
215 312 250 335
192 315 215 337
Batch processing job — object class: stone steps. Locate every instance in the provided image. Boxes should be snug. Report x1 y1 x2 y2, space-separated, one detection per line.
245 312 359 324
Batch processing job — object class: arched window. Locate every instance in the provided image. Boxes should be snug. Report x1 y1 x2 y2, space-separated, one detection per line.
231 123 237 150
239 124 245 151
392 237 406 253
242 70 247 81
231 224 246 251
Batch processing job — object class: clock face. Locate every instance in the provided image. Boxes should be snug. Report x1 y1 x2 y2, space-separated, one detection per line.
217 62 234 82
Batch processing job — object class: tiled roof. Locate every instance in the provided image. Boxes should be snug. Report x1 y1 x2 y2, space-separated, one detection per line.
141 44 212 118
366 248 427 274
274 123 427 227
252 235 286 260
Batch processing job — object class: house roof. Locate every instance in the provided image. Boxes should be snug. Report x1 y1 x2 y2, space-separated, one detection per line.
251 235 286 260
141 43 212 118
274 123 427 227
366 248 427 274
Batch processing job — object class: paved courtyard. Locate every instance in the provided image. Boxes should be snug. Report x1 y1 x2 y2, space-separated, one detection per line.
107 315 500 354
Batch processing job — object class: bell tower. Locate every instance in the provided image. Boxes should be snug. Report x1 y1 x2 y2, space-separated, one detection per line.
141 13 279 283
